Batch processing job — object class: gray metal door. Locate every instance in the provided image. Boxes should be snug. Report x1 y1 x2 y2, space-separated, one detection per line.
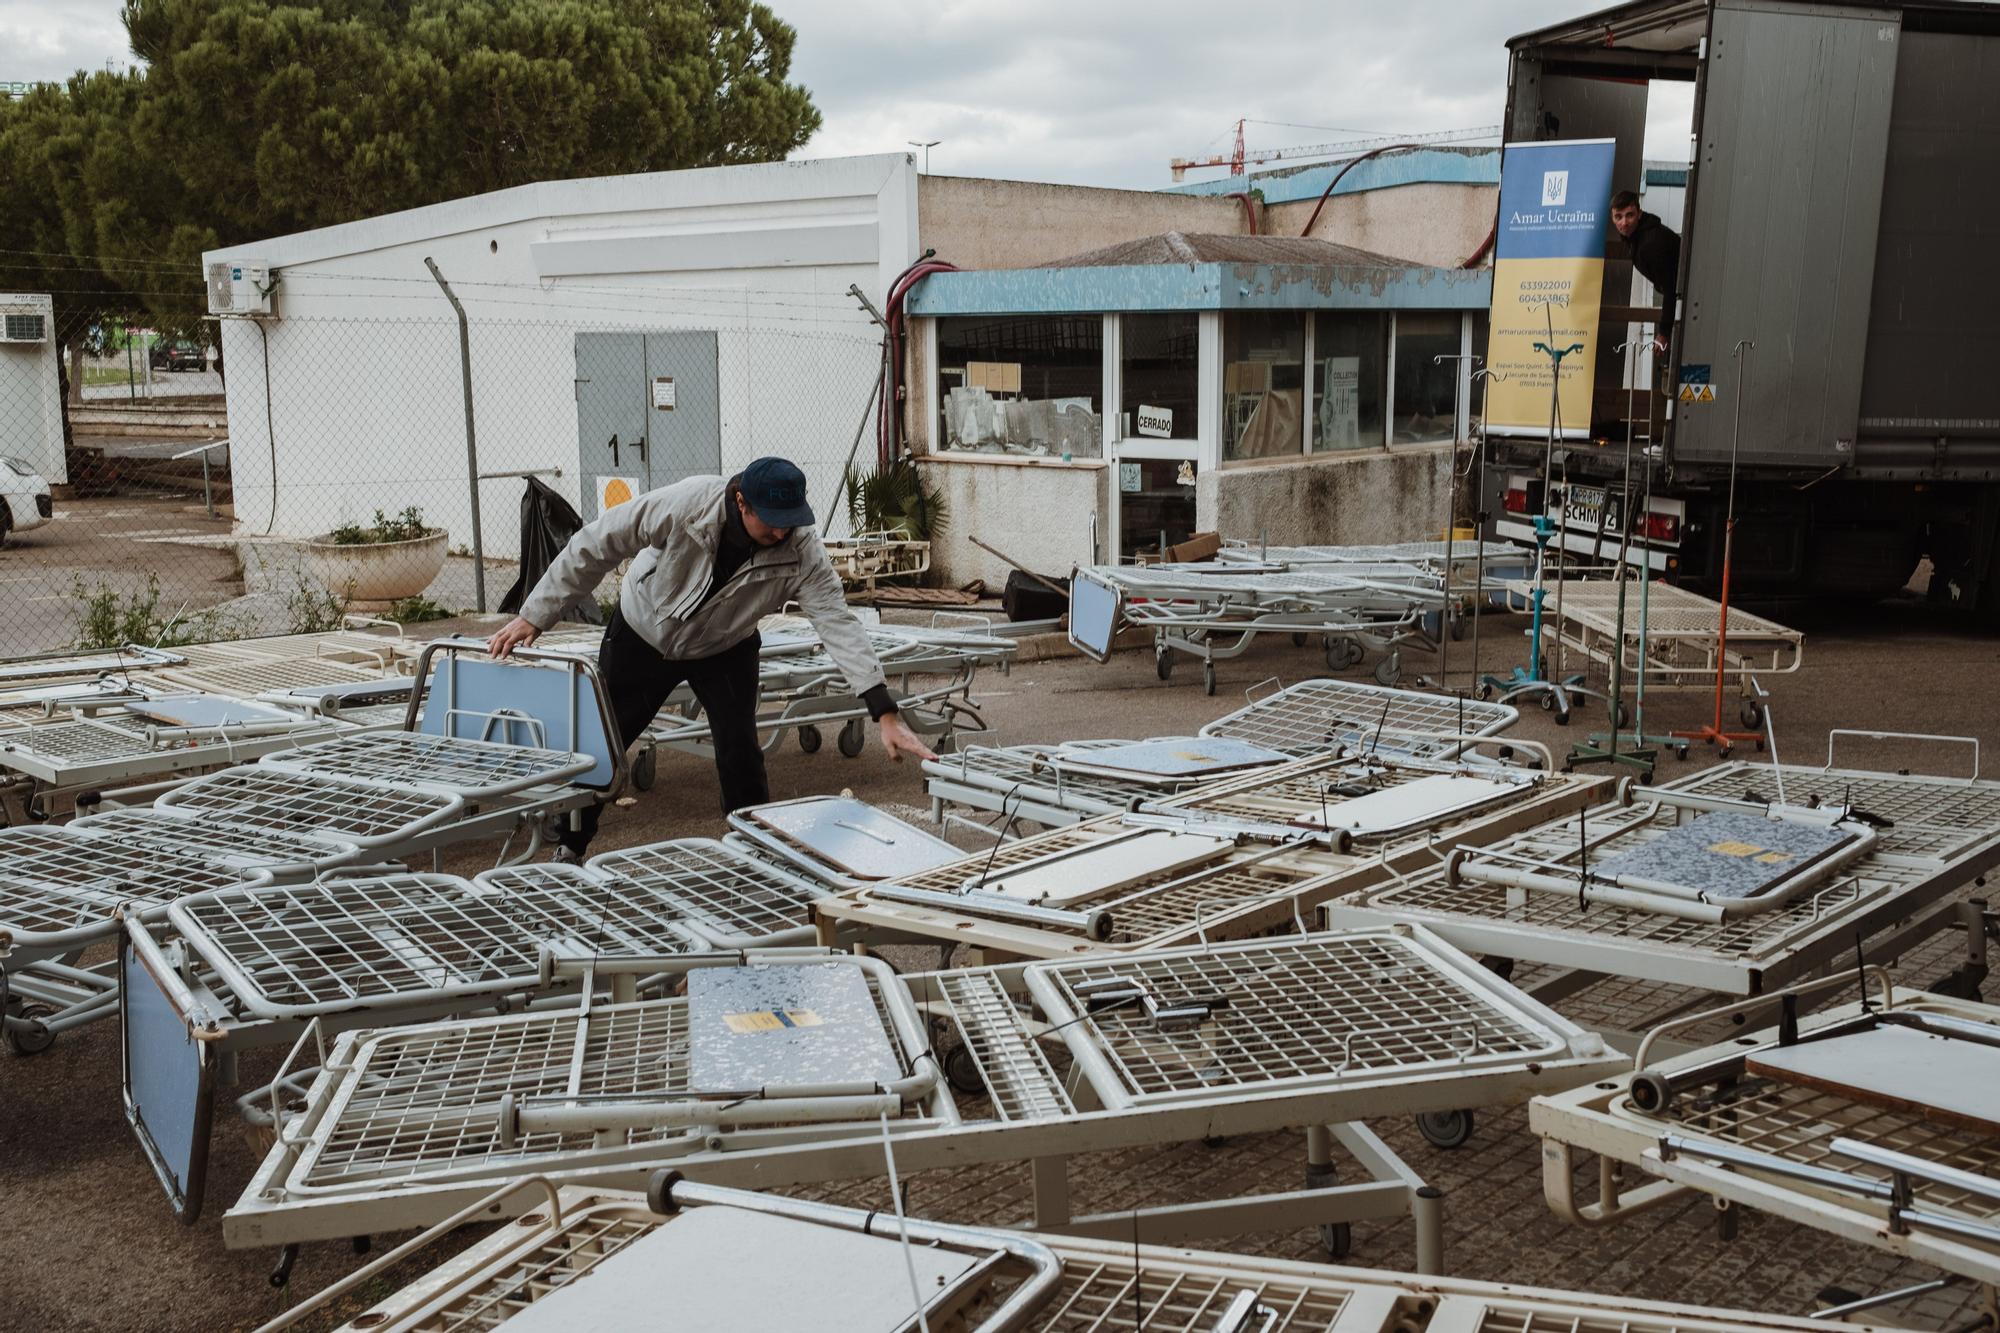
575 332 652 523
642 330 721 488
1673 0 1902 469
574 330 721 522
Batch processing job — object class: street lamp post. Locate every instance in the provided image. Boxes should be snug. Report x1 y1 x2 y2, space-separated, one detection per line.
907 140 941 174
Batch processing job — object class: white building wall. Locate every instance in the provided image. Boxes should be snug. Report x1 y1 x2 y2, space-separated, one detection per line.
0 294 64 484
209 155 918 561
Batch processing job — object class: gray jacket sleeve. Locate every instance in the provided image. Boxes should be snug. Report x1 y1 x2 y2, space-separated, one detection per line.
792 533 888 696
518 490 676 630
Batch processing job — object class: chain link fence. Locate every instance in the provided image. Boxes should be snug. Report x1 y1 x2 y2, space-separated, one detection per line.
0 285 886 659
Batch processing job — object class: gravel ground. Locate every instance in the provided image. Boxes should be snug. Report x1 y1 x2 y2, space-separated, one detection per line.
2 594 1996 1332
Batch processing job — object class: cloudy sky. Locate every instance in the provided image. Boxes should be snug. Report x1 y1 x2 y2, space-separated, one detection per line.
1 0 1694 190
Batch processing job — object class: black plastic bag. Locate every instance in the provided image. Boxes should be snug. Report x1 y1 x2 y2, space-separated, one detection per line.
498 478 604 623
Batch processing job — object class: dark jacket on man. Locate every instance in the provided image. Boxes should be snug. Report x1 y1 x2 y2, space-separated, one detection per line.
1622 210 1681 338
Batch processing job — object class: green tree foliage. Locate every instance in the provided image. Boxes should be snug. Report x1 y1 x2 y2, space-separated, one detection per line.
2 0 820 333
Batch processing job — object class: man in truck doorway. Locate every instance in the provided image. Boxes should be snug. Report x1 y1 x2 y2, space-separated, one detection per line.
1611 189 1681 356
486 457 935 861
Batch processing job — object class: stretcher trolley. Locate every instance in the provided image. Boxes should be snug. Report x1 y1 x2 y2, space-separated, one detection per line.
921 679 1522 839
1067 562 1449 696
11 639 624 1061
814 743 1608 963
1324 736 2000 1011
0 692 356 822
260 1176 1886 1333
128 635 628 869
119 836 826 1220
540 618 1013 788
1505 577 1803 734
1200 677 1521 758
220 931 1622 1273
0 810 362 1058
1531 976 2000 1319
0 643 187 689
921 735 1295 837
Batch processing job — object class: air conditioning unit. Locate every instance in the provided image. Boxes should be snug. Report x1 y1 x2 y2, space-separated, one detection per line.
0 308 47 343
206 259 277 317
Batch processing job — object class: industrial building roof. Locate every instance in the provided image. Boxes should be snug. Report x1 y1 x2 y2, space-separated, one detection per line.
1041 232 1414 269
907 230 1489 317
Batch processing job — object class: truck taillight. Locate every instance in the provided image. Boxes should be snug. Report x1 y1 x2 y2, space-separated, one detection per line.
1502 487 1530 514
1643 513 1680 543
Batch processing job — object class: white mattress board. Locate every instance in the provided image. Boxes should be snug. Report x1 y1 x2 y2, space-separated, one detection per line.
1748 1023 2000 1136
498 1205 980 1333
972 830 1234 906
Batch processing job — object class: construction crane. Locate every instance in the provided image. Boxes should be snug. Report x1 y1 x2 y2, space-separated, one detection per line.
1171 122 1504 182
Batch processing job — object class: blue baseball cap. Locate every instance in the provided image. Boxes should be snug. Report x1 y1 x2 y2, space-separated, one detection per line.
740 456 815 529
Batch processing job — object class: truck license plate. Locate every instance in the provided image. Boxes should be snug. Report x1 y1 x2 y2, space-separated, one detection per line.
1562 485 1605 526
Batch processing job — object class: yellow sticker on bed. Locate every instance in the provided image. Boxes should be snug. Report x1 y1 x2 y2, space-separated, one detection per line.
722 1009 824 1034
1706 840 1765 858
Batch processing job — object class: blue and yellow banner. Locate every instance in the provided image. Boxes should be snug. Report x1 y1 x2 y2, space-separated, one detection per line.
1484 139 1617 438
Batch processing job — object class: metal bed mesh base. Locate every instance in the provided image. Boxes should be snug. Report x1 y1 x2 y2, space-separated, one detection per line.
1531 994 2000 1285
1201 679 1518 758
1326 761 2000 993
306 1186 1862 1333
227 928 1612 1245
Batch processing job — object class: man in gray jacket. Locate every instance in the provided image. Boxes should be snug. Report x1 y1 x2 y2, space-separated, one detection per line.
488 457 933 858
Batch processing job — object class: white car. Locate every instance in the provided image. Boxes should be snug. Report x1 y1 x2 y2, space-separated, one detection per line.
0 456 53 545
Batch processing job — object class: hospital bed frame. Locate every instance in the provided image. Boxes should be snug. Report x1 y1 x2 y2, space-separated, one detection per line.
1531 976 2000 1298
815 743 1609 962
219 928 1622 1257
1325 741 2000 1002
273 1177 1898 1333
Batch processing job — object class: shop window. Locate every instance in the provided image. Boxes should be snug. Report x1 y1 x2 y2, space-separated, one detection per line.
1311 312 1387 452
1222 312 1305 462
935 316 1102 458
1120 313 1198 442
1391 312 1462 444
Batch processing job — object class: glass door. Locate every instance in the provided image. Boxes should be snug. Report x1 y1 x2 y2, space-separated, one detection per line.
1111 313 1202 560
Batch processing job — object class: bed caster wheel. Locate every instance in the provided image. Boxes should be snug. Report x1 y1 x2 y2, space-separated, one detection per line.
1326 636 1365 670
1415 1107 1475 1150
1718 743 1733 759
1615 701 1631 729
5 1004 55 1056
630 747 657 791
1482 955 1515 981
1538 693 1555 712
1155 653 1174 681
268 1243 300 1289
1202 662 1217 696
1476 683 1493 701
838 717 867 758
1628 1070 1674 1114
351 1235 372 1255
1449 610 1467 642
798 725 822 754
942 1043 984 1097
1319 1221 1353 1260
1291 632 1308 647
1552 705 1571 727
1739 700 1763 729
1372 652 1402 688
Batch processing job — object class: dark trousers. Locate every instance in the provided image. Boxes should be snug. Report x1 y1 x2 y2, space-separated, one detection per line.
563 610 767 854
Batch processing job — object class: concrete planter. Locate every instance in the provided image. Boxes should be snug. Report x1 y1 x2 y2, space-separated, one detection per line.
304 529 447 611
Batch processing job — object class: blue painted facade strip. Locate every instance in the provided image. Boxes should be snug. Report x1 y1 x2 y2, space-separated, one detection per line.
906 261 1491 316
1165 148 1498 205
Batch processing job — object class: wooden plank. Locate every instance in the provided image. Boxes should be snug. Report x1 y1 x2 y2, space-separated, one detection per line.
1748 1024 2000 1137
